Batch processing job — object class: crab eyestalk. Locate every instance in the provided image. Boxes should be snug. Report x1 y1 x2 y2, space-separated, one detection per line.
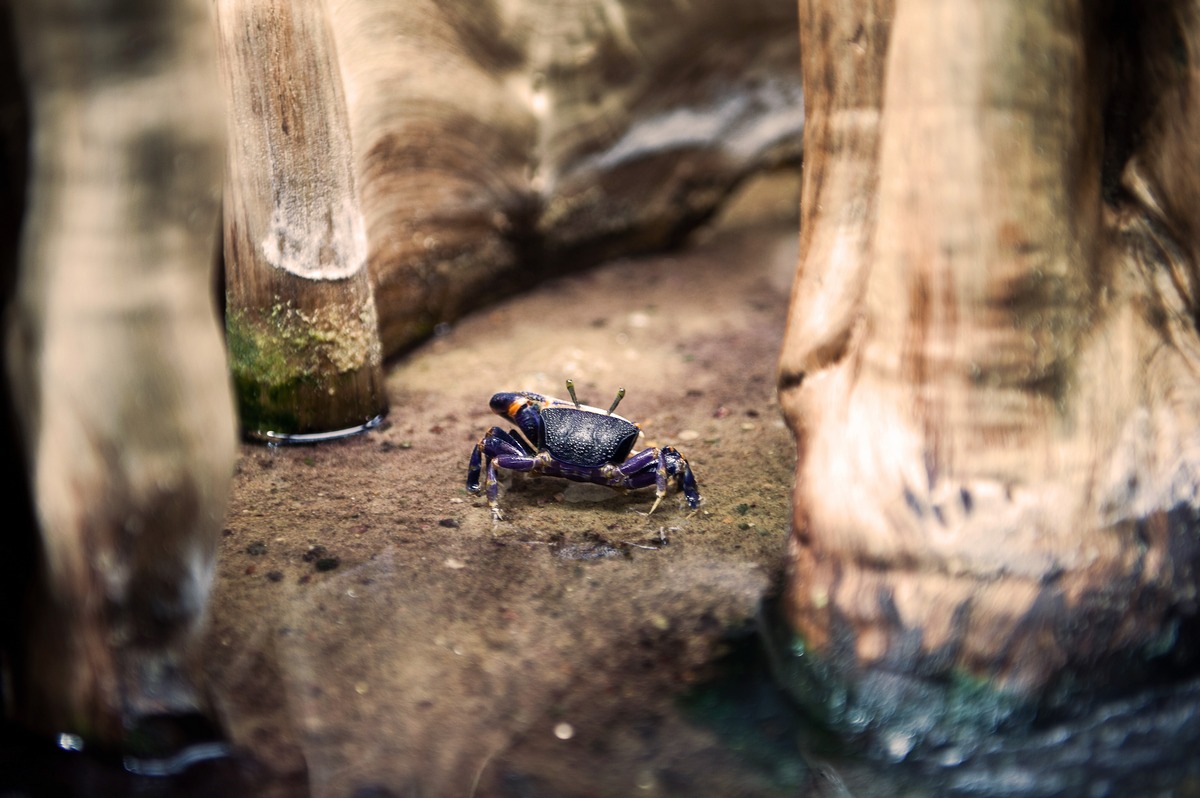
565 378 581 408
607 388 626 416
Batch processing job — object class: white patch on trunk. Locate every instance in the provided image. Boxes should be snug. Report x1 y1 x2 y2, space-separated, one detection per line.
261 195 368 281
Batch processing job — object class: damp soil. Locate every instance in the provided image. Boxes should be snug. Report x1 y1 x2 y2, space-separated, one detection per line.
201 174 813 797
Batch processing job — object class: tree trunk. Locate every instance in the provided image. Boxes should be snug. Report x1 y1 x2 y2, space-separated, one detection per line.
779 0 1200 730
216 0 387 441
6 0 235 743
326 0 803 356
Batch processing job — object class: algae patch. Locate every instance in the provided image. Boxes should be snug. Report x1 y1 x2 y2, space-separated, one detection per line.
226 300 384 434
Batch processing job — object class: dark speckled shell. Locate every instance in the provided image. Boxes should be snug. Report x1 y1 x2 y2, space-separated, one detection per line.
540 407 639 467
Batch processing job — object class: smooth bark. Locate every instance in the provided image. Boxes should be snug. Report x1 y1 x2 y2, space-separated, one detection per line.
6 0 234 742
781 0 1200 703
217 0 387 440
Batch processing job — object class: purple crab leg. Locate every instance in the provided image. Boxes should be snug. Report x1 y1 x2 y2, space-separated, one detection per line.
467 427 540 519
532 446 701 513
468 430 700 519
611 446 702 513
667 447 701 507
468 427 523 491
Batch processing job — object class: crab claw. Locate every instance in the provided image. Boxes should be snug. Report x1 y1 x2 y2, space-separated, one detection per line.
489 392 528 420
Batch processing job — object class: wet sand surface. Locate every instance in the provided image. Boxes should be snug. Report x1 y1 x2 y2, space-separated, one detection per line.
203 174 809 796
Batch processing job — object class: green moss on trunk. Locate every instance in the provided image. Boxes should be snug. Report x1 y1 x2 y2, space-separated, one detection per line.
226 301 386 437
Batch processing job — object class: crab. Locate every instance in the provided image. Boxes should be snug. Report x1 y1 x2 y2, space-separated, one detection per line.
466 379 702 520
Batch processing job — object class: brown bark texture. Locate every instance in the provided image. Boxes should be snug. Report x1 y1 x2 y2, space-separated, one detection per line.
217 0 387 440
780 0 1200 705
5 0 236 742
325 0 803 355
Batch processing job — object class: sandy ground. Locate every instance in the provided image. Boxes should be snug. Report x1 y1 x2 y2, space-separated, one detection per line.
201 174 809 797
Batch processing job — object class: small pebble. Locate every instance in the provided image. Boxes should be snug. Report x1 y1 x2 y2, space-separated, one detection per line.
554 722 575 740
314 557 340 572
677 429 700 441
438 518 460 528
444 558 467 570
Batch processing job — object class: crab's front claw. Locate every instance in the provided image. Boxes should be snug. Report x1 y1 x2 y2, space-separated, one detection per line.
466 426 542 521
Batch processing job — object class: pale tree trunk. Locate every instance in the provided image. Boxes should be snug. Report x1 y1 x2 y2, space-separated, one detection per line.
6 0 235 743
780 0 1200 729
216 0 387 441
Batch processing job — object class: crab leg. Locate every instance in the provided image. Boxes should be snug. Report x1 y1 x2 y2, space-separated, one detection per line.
466 427 538 519
612 446 702 513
